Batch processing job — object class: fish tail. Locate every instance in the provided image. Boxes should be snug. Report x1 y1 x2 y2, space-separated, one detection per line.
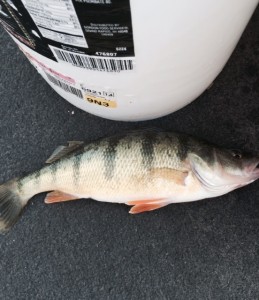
0 179 27 233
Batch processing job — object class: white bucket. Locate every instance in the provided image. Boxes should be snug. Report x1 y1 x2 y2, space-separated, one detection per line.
0 0 258 121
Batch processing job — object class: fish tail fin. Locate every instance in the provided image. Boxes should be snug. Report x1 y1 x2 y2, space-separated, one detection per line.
0 179 26 233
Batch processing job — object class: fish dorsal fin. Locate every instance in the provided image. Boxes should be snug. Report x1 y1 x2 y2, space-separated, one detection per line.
67 141 84 147
46 141 84 164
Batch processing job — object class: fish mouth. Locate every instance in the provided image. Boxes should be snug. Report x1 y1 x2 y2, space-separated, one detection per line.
251 160 259 171
253 162 259 174
245 160 259 180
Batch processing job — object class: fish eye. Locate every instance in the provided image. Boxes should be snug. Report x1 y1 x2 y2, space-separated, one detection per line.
231 150 242 159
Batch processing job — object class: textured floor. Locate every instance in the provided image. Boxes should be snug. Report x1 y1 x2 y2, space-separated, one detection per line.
0 7 259 300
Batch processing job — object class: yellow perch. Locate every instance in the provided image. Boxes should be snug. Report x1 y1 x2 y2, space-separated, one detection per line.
0 129 259 232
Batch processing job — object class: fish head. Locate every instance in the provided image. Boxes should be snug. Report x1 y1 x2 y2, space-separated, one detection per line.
188 146 259 193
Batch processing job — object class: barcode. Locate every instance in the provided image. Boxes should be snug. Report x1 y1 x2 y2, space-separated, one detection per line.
82 0 111 3
52 47 134 72
45 73 83 99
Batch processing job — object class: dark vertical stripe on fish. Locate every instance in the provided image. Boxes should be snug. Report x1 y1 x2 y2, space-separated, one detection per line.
34 169 41 186
50 163 58 183
176 134 190 161
73 155 82 186
103 138 120 180
17 179 23 193
141 134 155 169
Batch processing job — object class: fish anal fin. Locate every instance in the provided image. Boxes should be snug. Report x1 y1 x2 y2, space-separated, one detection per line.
44 191 80 204
46 141 84 164
127 199 168 214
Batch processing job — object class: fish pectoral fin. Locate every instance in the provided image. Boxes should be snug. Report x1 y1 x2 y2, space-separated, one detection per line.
127 199 169 214
44 191 80 204
45 141 84 164
149 168 188 186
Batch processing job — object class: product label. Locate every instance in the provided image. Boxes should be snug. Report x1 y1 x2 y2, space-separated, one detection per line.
0 0 135 71
50 45 133 72
85 95 117 108
72 0 134 57
21 0 88 48
81 83 117 108
0 0 55 59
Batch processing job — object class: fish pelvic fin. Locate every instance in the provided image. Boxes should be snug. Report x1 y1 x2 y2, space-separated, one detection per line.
0 179 26 233
44 191 80 204
127 199 169 214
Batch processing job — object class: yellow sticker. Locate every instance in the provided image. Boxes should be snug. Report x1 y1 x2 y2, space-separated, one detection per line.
84 96 117 108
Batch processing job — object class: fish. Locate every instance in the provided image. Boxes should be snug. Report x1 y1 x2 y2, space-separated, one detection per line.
0 129 259 233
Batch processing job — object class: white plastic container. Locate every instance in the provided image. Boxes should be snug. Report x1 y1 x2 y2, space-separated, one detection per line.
0 0 258 121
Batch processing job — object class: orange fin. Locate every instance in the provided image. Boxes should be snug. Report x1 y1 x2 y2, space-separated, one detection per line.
127 199 168 214
127 199 164 206
44 191 80 204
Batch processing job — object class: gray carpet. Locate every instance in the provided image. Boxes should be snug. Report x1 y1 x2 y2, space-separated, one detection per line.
0 7 258 299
